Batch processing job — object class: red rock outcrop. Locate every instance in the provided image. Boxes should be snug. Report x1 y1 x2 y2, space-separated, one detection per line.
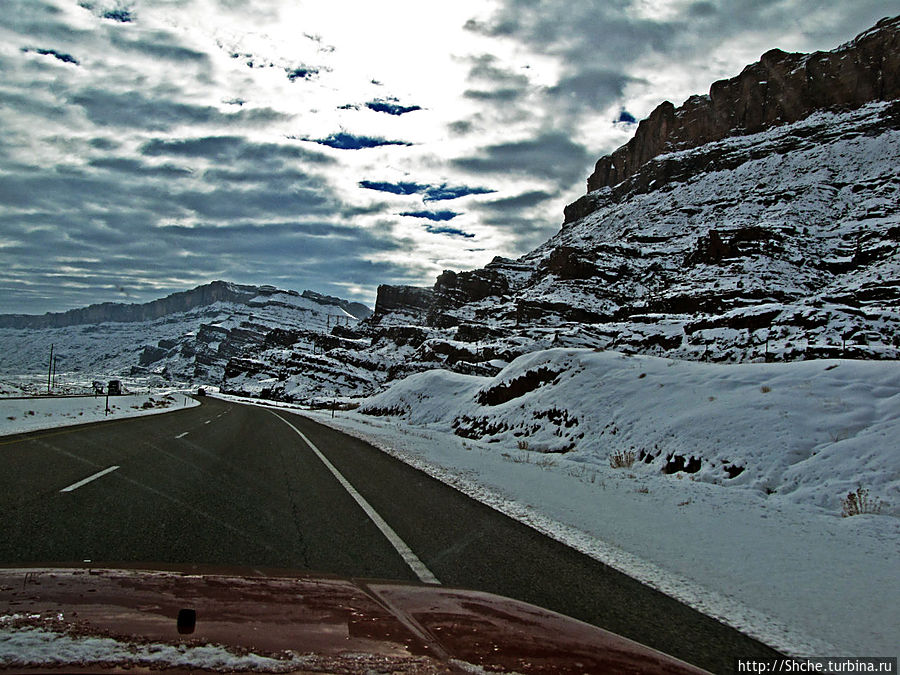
580 15 899 199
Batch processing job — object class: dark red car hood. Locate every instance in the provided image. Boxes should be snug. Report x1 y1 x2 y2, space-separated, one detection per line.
0 565 709 674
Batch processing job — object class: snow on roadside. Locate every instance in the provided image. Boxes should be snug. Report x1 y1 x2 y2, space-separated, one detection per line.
0 392 199 436
244 348 900 658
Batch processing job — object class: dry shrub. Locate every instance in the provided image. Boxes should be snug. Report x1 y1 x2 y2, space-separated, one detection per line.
609 449 636 469
841 487 883 517
535 456 558 470
517 439 529 450
760 385 772 393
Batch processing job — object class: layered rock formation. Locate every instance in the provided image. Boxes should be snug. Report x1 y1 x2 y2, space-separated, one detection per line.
0 281 258 329
579 16 899 204
346 16 899 381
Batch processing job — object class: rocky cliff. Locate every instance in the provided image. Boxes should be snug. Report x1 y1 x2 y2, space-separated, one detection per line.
346 16 899 382
569 15 899 222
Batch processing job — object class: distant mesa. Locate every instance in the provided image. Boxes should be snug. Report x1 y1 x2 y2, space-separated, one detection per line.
0 281 372 329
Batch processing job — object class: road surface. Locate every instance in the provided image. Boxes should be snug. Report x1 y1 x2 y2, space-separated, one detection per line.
0 395 782 672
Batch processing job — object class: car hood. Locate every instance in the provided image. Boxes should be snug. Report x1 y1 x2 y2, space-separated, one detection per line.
0 565 709 674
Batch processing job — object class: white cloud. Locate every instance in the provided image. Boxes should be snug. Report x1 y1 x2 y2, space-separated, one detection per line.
0 0 896 312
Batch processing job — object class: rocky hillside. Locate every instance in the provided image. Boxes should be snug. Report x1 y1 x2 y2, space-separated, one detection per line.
0 281 372 329
576 16 899 204
311 16 899 388
0 282 372 393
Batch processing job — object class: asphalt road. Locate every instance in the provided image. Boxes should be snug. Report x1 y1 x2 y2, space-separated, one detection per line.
0 396 782 672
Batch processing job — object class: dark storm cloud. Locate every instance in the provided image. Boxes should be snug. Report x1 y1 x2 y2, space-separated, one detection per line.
447 120 475 135
172 186 334 220
461 53 532 109
464 88 525 103
88 157 192 178
0 89 71 122
464 2 677 63
203 167 322 185
547 69 641 111
5 0 96 44
141 136 333 165
453 131 591 186
305 132 412 150
479 190 556 211
399 210 460 221
0 216 422 313
469 0 900 77
478 214 560 252
71 90 289 131
108 31 208 62
468 54 530 88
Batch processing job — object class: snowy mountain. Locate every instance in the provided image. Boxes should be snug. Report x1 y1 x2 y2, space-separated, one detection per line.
0 281 370 392
298 16 900 387
7 18 897 406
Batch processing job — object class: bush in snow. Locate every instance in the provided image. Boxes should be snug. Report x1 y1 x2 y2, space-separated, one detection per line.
609 449 636 469
840 487 883 517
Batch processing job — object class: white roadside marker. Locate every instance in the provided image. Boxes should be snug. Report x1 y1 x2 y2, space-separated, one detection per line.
269 411 440 585
60 465 120 493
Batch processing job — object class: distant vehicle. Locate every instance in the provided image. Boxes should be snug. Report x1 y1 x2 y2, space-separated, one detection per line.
107 380 122 395
197 387 206 396
91 380 104 395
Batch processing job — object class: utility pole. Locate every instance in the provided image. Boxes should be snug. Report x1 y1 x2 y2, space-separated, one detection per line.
47 344 54 394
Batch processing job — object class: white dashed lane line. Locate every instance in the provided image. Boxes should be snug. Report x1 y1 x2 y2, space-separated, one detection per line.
60 466 120 493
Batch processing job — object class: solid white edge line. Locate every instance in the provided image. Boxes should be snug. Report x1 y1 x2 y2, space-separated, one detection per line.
60 465 120 493
269 411 440 585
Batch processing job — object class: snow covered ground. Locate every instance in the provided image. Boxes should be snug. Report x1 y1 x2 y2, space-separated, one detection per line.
218 349 899 657
0 390 199 436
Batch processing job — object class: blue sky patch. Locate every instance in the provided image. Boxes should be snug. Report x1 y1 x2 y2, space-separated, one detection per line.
310 133 412 150
400 210 460 221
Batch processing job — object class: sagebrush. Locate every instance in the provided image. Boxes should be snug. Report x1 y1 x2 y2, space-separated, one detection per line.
609 449 636 469
841 487 883 517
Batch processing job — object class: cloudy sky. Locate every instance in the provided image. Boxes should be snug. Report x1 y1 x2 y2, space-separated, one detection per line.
1 0 895 313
